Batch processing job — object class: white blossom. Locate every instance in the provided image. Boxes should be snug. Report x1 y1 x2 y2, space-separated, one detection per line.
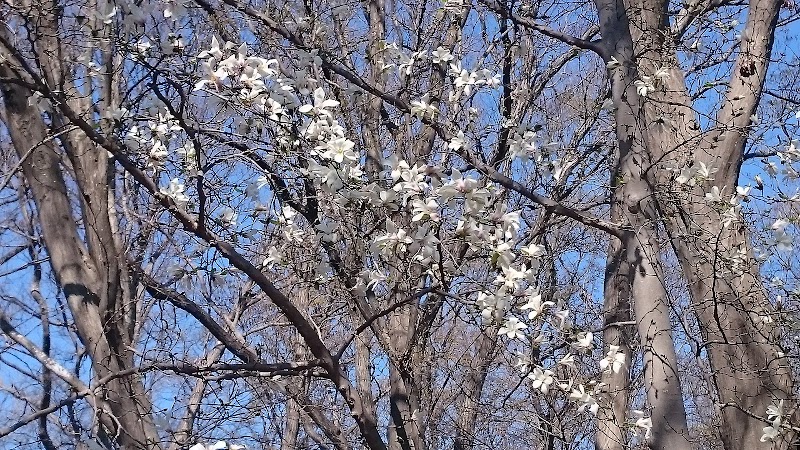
528 367 555 394
431 46 454 64
599 345 626 373
498 316 527 339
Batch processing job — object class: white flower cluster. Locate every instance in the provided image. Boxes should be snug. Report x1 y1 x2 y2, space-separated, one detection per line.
142 36 653 428
189 441 244 450
760 400 789 442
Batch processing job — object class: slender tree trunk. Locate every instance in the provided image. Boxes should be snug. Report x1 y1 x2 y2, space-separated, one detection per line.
621 190 690 448
169 344 226 450
597 194 633 450
453 329 497 450
593 0 692 442
282 329 308 450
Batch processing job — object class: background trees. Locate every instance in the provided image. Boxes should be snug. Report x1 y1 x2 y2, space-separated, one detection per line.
0 0 799 448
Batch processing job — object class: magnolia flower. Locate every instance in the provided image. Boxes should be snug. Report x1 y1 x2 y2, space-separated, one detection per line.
443 0 464 11
194 58 229 91
761 423 781 442
552 310 569 329
771 219 793 251
218 207 237 227
767 400 785 421
634 76 654 97
410 94 437 118
163 0 187 18
299 87 340 117
491 240 516 269
520 292 554 320
520 243 546 258
720 204 741 228
372 219 414 255
318 137 358 163
163 34 186 56
393 163 428 197
453 68 479 96
362 269 389 289
448 131 467 151
736 185 751 200
772 219 790 232
606 56 621 70
496 209 521 239
764 161 779 177
498 317 527 339
94 3 116 24
431 46 454 64
528 367 555 394
105 106 129 121
245 176 270 199
438 169 478 199
599 345 626 373
495 265 529 291
761 400 786 442
675 166 695 185
398 50 426 75
484 72 502 89
160 178 190 208
198 36 225 59
573 331 594 350
653 66 670 82
632 411 653 440
569 385 599 414
410 227 440 265
704 185 723 203
477 292 509 322
148 141 169 168
386 154 410 182
514 353 531 374
558 354 576 368
373 188 399 208
411 198 440 222
27 91 50 113
696 161 717 179
315 219 339 242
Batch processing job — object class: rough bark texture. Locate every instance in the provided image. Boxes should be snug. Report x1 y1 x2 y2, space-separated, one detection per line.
656 0 796 446
0 69 162 449
591 0 796 444
453 330 497 450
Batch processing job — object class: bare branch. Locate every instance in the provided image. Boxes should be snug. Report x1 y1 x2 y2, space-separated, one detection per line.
479 0 603 54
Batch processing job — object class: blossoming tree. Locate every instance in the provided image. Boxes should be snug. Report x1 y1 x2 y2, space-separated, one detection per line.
0 0 798 447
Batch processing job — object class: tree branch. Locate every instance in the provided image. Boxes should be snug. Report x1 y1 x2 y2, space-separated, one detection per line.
335 287 437 360
479 0 603 54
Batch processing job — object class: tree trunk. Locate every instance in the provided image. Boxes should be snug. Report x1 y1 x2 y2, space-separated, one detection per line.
597 193 634 450
453 329 497 450
0 70 162 449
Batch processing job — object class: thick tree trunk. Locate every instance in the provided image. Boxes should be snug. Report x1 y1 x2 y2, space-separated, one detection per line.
649 0 795 444
664 208 795 448
593 1 692 443
0 72 162 449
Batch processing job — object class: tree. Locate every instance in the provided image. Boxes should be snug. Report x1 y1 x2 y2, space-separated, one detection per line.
0 0 798 447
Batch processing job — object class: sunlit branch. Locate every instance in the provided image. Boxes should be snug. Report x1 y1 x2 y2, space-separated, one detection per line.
479 0 604 54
